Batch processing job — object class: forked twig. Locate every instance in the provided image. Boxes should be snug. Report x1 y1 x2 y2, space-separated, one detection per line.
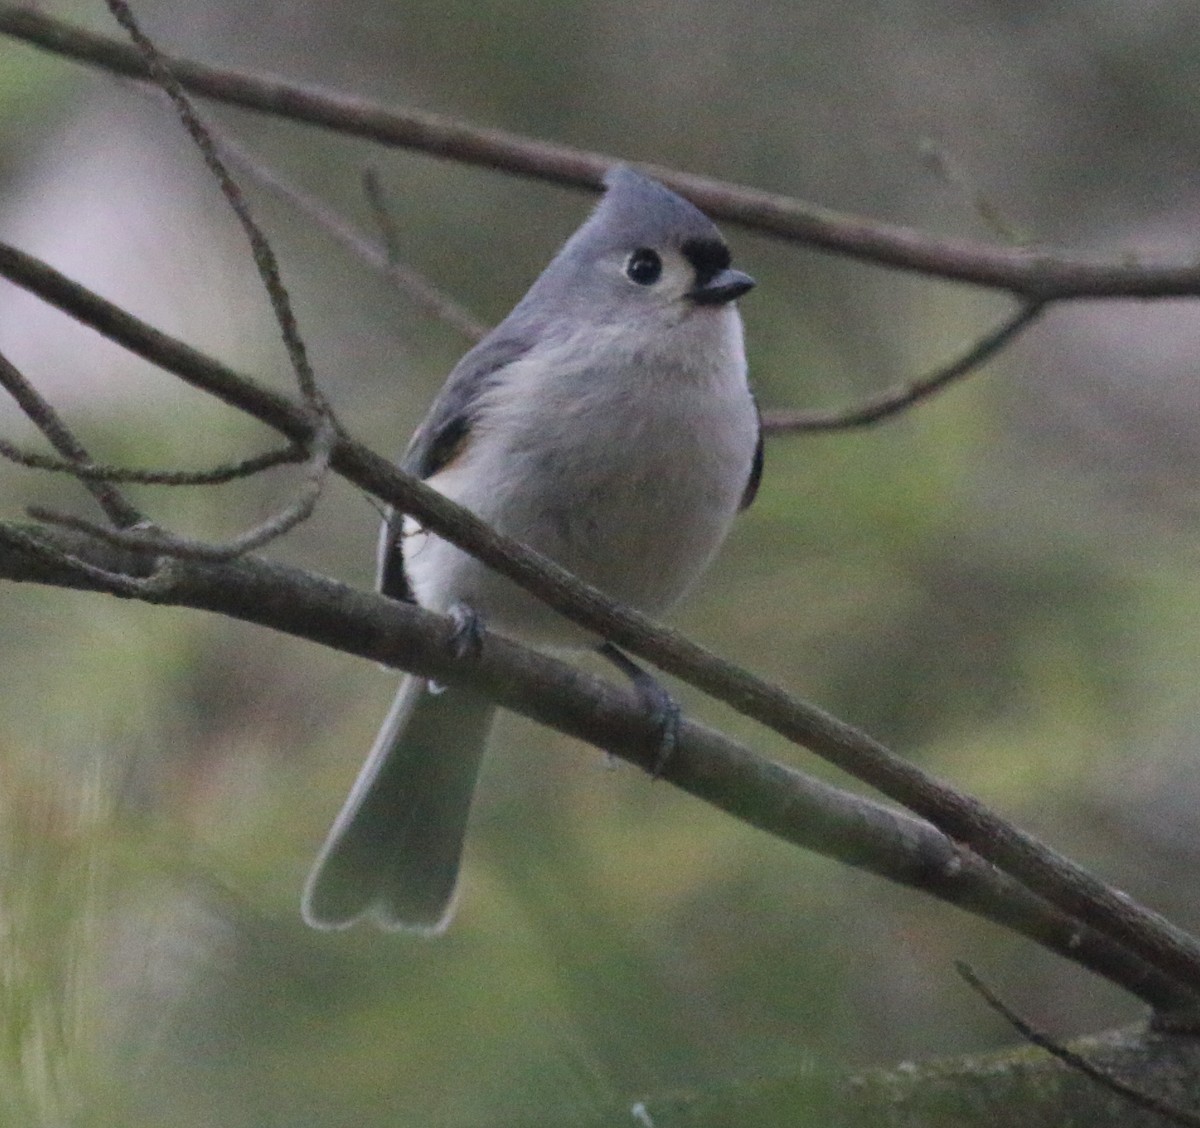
28 413 336 562
0 349 141 527
35 0 340 567
0 520 165 596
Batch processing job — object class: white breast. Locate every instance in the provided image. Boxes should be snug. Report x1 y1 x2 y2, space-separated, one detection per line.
404 305 757 647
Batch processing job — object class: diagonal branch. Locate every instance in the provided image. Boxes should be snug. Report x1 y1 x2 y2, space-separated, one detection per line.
102 0 324 411
0 516 1188 1012
957 963 1200 1127
360 167 488 341
0 349 142 527
1 240 1198 1010
4 6 1200 299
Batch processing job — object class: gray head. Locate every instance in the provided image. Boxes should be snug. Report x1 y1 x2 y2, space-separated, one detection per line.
508 167 754 332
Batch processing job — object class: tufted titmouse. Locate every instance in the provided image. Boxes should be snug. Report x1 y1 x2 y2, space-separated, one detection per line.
302 167 762 932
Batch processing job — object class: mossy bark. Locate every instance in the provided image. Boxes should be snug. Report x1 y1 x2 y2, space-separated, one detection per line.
570 1025 1200 1127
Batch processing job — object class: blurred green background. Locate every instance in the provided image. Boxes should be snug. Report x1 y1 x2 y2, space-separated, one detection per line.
4 0 1200 1124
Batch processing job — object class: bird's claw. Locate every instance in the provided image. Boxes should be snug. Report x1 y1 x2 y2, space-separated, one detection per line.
447 602 485 661
598 642 681 777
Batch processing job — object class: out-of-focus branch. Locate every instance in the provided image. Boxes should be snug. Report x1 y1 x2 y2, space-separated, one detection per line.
361 167 488 341
2 240 1199 1013
210 131 488 342
617 1025 1200 1128
0 516 1187 1012
5 6 1200 299
761 301 1044 434
957 963 1200 1127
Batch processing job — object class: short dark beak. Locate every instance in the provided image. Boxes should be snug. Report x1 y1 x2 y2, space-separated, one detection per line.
689 267 756 305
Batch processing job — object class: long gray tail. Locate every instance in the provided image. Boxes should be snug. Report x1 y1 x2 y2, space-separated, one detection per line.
302 675 496 933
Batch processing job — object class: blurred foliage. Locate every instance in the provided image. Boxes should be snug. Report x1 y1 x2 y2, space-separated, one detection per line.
3 0 1200 1125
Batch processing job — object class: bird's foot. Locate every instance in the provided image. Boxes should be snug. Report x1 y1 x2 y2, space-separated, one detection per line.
598 642 681 777
428 603 486 695
448 602 486 661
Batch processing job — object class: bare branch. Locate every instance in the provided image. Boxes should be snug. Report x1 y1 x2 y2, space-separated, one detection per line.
0 519 164 596
0 349 142 527
0 515 1187 1011
761 301 1044 434
361 167 488 341
26 412 335 562
212 131 487 342
102 0 324 411
957 963 1200 1127
6 7 1200 298
1 238 1198 1008
0 431 301 485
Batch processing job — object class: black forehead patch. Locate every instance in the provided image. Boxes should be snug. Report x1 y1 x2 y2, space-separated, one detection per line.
681 238 732 285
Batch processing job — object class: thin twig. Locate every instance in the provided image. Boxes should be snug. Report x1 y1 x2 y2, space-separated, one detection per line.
761 302 1044 433
211 131 487 342
0 350 141 527
102 0 323 410
120 71 482 341
361 168 488 342
99 1 341 563
7 7 1200 298
0 435 302 484
3 241 1199 1009
956 963 1200 1128
27 414 336 562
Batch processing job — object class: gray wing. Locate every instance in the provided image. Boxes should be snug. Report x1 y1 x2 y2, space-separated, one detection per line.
739 394 764 511
377 326 538 600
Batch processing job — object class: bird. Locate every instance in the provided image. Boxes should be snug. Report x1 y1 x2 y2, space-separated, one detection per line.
302 166 763 933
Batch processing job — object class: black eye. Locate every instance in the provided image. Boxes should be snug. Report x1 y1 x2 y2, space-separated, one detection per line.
624 248 662 286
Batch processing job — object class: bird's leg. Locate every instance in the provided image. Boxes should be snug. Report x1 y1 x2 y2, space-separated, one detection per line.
429 602 486 696
447 602 486 660
597 642 681 777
